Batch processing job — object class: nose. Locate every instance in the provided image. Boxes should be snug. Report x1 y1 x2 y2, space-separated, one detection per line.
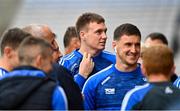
58 50 63 58
102 32 107 39
131 45 136 53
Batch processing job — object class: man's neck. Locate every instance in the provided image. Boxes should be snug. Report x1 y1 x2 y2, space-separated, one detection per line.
115 62 138 72
0 58 11 71
147 74 170 82
79 47 101 57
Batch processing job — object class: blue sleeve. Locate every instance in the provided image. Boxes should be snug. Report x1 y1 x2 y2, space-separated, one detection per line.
121 91 138 111
121 83 151 111
52 86 68 110
174 77 180 88
82 78 96 110
59 58 69 70
74 74 86 90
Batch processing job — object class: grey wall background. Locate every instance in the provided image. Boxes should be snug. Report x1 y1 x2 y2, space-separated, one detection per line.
1 0 180 74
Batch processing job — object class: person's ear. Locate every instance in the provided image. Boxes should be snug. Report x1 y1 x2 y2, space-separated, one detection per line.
4 47 13 58
141 63 147 77
112 41 117 53
80 31 86 41
35 55 43 68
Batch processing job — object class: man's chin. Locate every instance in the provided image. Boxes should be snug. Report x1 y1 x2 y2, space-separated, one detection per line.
127 60 138 66
99 46 105 50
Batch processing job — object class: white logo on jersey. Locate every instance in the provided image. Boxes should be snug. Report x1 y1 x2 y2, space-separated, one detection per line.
105 88 115 94
165 86 173 94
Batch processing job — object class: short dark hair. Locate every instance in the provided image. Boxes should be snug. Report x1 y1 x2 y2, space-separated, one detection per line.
145 32 168 45
76 12 105 37
113 23 141 40
0 28 31 55
63 26 78 48
18 37 52 65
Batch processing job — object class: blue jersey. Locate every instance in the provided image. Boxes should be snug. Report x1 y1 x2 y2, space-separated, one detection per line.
121 82 180 110
0 67 68 110
0 67 8 77
59 49 115 88
82 64 146 110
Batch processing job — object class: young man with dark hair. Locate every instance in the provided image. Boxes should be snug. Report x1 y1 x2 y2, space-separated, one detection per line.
121 45 180 110
63 26 80 55
0 37 67 110
82 23 146 110
0 28 31 77
59 12 115 89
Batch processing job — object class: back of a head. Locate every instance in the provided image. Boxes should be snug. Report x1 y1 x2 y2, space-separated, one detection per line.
63 26 78 48
18 37 52 66
76 12 105 37
142 45 174 76
145 32 168 45
0 28 31 55
113 23 141 41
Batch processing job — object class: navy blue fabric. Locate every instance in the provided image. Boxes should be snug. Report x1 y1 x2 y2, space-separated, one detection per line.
49 63 84 110
0 66 67 110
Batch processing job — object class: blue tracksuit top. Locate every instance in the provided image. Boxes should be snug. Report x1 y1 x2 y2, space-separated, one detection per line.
0 67 8 77
82 64 146 110
0 67 68 110
121 82 180 110
59 49 116 89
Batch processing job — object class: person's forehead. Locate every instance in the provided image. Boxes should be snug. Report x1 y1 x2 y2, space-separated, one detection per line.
145 38 164 46
119 34 140 41
43 28 56 42
88 22 106 29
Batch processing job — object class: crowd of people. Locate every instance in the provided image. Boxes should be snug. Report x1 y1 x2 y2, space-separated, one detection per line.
0 12 179 110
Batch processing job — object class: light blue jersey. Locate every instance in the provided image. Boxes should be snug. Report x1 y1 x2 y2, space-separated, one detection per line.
59 49 115 89
82 64 146 110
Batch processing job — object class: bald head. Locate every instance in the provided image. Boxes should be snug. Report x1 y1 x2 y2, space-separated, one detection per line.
22 24 63 63
22 24 55 41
